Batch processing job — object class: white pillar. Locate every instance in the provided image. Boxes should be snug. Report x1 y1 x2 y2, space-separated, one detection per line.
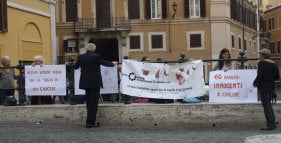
50 0 57 64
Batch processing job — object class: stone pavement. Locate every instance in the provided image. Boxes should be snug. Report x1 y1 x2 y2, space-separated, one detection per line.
0 123 280 143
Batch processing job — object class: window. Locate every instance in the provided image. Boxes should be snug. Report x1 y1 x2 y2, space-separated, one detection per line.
127 33 143 51
189 0 200 18
243 39 247 51
277 41 281 54
270 42 275 54
151 0 162 19
64 39 78 53
187 31 204 50
253 41 256 53
249 40 251 53
279 15 281 28
231 34 235 48
263 20 266 32
128 0 140 19
238 37 241 50
65 0 78 22
0 0 7 32
148 32 166 51
145 0 167 19
269 18 274 30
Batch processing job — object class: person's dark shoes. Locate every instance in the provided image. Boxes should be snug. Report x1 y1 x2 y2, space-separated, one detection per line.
260 127 275 130
124 101 131 104
260 124 275 131
86 123 100 128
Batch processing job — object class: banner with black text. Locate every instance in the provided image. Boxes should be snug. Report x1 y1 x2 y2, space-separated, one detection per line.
121 60 205 99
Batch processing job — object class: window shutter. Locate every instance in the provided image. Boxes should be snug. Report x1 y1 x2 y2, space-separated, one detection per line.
128 0 140 19
273 18 275 30
277 41 281 53
200 0 206 17
129 36 141 49
184 0 190 18
161 0 167 19
145 0 151 19
190 34 201 48
151 35 163 49
65 0 78 22
0 0 8 32
63 40 68 53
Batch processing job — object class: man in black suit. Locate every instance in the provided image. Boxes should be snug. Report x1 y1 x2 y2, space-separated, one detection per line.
75 43 115 128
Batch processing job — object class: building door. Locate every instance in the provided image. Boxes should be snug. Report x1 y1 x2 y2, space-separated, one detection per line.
96 0 111 29
89 38 119 61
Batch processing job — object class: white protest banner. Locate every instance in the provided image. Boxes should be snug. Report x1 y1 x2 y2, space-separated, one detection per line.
209 70 258 103
75 66 118 95
25 65 66 96
121 60 205 99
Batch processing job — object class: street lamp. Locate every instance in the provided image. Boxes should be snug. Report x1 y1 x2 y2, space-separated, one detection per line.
172 1 178 19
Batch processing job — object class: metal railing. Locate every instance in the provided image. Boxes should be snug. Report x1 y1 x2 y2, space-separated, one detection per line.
2 53 281 105
74 17 130 32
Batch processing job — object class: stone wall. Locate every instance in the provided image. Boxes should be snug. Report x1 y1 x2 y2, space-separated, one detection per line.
0 103 280 127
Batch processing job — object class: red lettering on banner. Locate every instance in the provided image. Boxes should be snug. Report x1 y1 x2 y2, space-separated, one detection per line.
214 83 242 89
214 74 222 80
222 92 240 97
43 78 54 82
33 87 38 91
27 71 37 74
40 87 56 91
40 71 51 74
223 75 239 79
52 70 62 74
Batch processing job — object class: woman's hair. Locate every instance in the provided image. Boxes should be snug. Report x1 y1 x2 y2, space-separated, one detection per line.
1 56 10 65
34 55 44 63
218 48 231 70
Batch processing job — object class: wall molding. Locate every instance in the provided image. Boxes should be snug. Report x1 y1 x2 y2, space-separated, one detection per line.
7 2 50 17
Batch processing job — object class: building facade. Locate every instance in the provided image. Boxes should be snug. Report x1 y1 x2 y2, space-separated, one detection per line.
0 0 56 65
262 5 281 64
56 0 258 65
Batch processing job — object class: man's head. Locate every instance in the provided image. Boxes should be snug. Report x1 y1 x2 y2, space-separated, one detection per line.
86 43 96 52
259 48 271 59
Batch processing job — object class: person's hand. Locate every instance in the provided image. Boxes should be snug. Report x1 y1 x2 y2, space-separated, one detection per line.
252 82 257 87
112 61 118 65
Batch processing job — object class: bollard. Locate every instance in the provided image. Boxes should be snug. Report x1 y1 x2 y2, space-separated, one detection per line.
68 58 76 105
179 53 188 63
238 52 247 69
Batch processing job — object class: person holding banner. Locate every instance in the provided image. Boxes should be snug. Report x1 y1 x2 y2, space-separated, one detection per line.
75 43 116 128
0 56 15 105
31 55 53 105
213 48 235 71
253 48 280 130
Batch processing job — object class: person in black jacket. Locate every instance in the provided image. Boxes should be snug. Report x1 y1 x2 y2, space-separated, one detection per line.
75 43 116 128
253 48 280 130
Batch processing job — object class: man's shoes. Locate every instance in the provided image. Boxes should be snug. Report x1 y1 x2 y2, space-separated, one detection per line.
124 101 131 104
260 126 275 131
86 123 100 128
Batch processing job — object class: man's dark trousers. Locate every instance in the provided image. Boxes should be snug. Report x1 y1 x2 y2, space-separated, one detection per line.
85 88 100 125
259 87 276 128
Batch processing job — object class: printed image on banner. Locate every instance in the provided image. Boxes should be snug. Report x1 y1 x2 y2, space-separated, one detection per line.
75 66 118 95
121 60 205 99
25 65 66 96
209 70 258 103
